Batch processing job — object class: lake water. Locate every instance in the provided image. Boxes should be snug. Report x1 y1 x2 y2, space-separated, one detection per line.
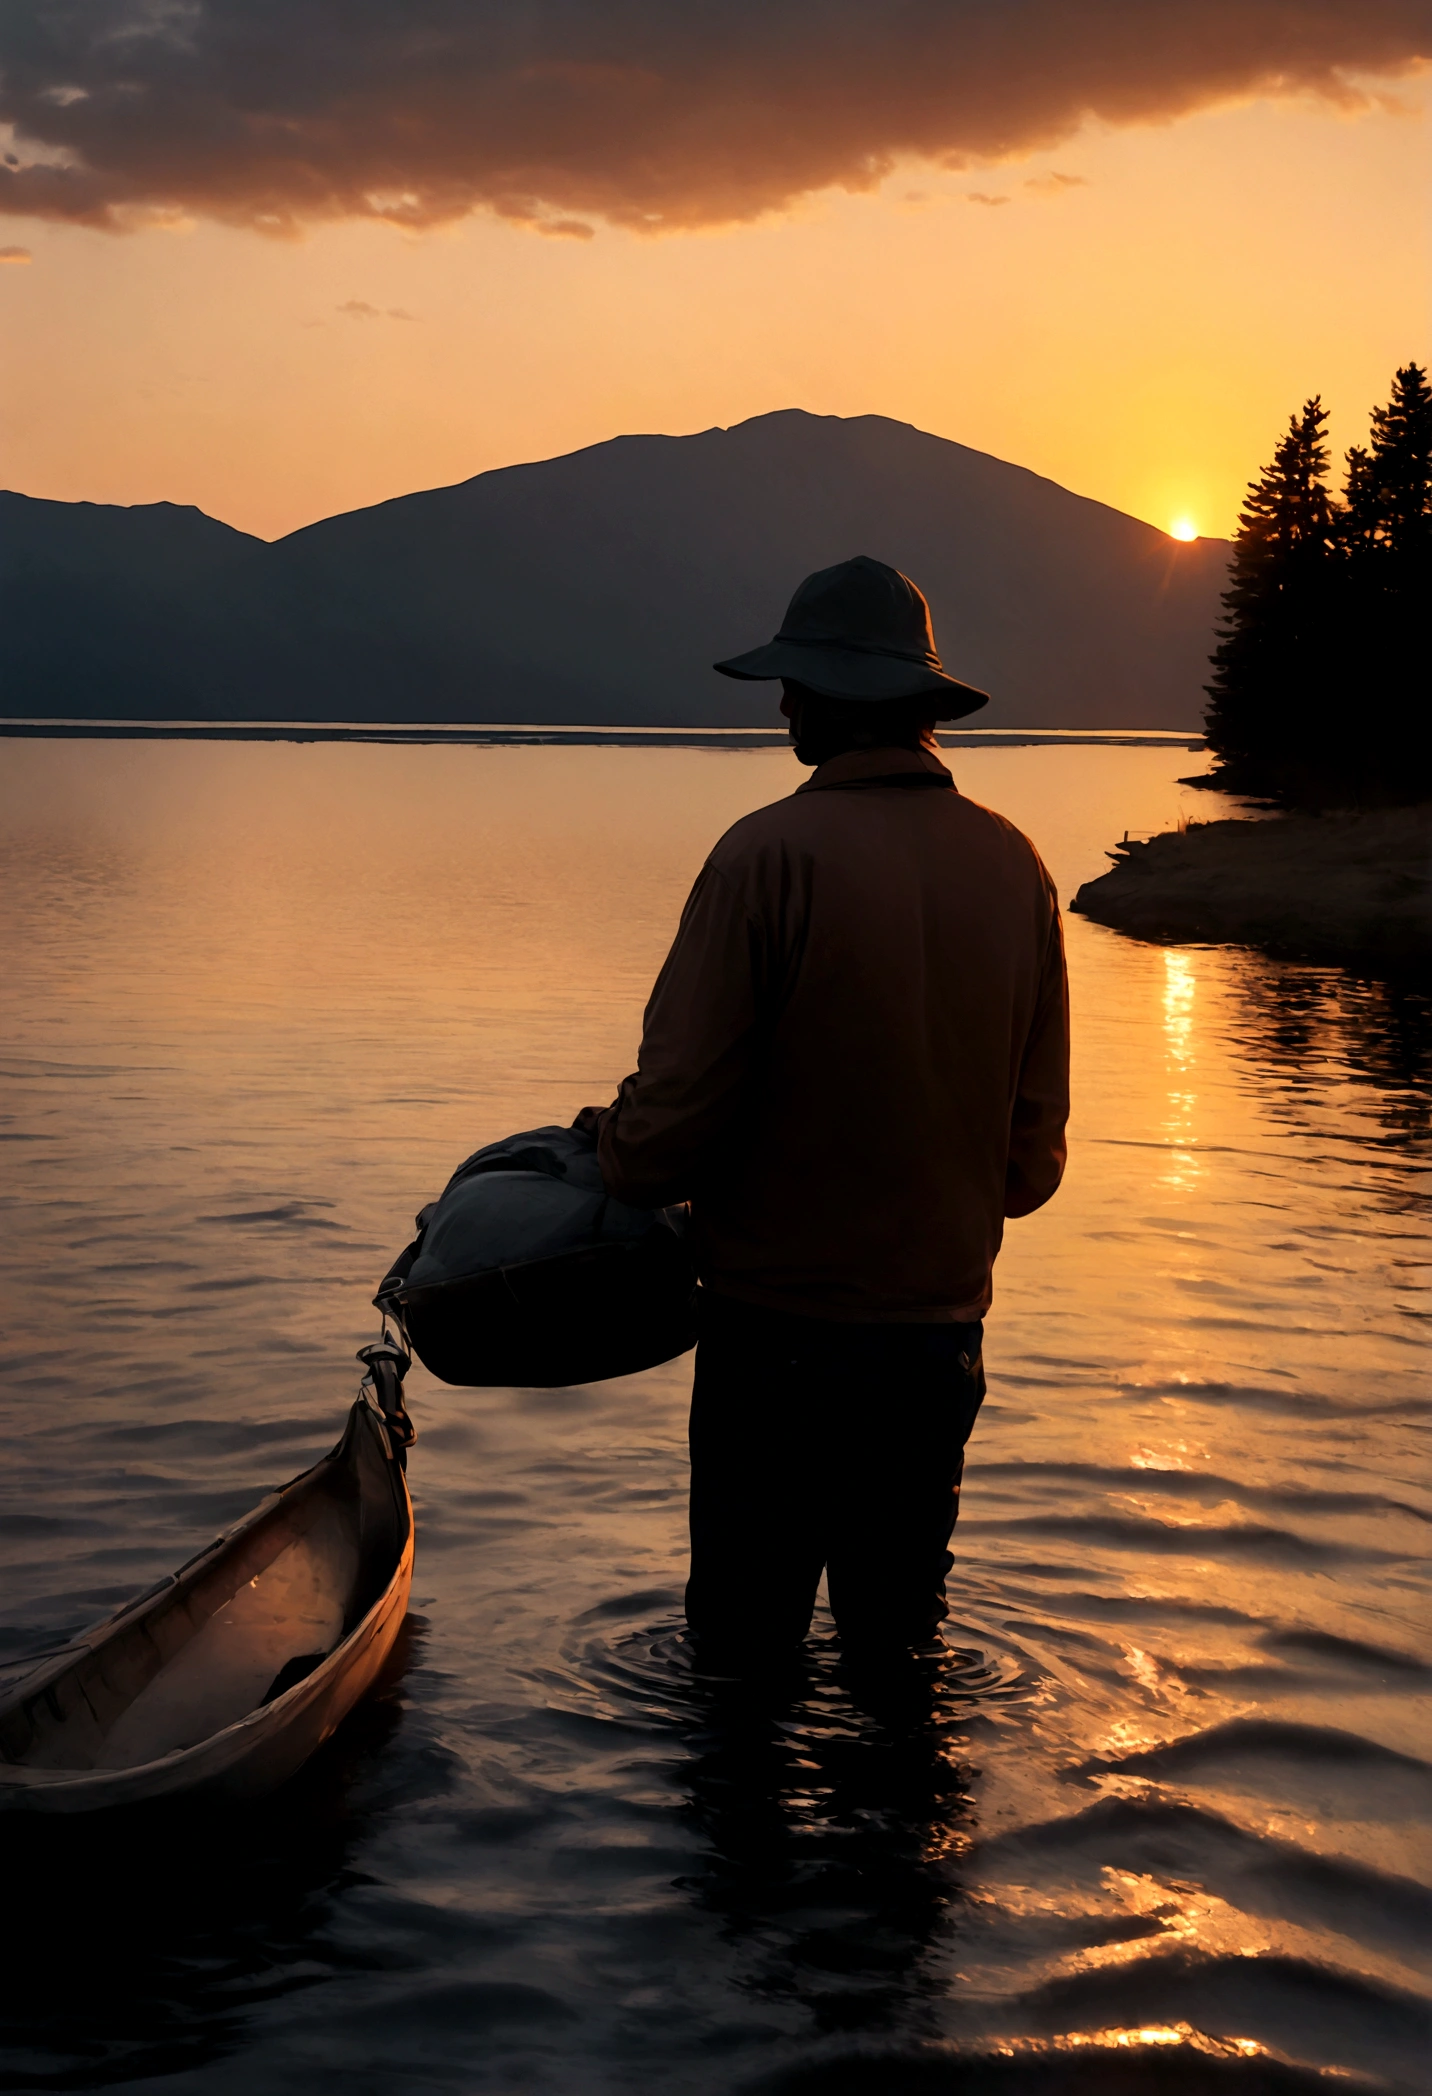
0 738 1427 2096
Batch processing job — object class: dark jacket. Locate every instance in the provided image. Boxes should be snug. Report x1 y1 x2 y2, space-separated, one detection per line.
588 743 1069 1321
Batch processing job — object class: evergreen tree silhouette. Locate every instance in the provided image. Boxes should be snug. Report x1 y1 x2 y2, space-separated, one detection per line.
1204 398 1336 797
1337 363 1431 796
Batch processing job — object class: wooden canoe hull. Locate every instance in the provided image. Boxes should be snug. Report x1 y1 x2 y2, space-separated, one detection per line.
0 1398 413 1813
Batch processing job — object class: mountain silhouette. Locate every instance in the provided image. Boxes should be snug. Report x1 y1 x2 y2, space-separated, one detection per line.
2 411 1227 728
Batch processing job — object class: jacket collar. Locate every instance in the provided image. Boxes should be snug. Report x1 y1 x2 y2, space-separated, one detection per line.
795 744 955 794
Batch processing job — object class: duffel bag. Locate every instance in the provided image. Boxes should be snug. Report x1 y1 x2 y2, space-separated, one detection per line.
375 1124 697 1387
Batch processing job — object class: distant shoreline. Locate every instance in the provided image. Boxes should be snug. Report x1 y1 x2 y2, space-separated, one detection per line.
0 719 1205 752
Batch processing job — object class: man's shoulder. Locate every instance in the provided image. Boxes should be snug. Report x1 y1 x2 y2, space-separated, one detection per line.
702 786 873 892
707 782 1049 877
706 793 805 872
951 791 1046 857
952 793 1060 904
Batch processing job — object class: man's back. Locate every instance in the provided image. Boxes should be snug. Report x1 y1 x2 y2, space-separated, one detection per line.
597 742 1068 1321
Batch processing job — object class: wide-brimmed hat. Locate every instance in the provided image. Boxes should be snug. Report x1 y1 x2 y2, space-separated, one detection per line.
714 555 989 717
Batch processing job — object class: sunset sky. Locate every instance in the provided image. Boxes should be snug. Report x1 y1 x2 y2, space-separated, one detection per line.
1 3 1427 543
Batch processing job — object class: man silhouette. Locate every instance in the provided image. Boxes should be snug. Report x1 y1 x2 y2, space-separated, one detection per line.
578 557 1069 1668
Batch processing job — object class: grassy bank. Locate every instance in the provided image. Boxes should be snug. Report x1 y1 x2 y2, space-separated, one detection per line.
1070 804 1431 964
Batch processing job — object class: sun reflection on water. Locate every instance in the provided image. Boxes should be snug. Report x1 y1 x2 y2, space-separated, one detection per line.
1129 1440 1205 1470
996 2025 1269 2061
1159 948 1204 1190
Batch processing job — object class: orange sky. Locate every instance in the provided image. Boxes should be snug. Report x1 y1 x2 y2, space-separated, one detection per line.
1 74 1426 543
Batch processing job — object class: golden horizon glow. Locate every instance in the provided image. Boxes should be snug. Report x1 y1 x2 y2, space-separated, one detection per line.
1169 519 1199 542
1 81 1426 541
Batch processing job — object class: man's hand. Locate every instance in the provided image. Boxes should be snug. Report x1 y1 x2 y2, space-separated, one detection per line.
570 1104 609 1137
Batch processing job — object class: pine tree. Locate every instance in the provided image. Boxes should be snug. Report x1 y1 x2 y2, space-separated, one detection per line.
1369 362 1431 564
1336 364 1431 797
1204 398 1338 797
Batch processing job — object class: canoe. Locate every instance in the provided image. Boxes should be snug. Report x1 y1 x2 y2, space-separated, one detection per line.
0 1342 416 1814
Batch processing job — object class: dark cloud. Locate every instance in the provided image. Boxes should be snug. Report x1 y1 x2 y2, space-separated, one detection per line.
0 242 32 260
0 2 1427 236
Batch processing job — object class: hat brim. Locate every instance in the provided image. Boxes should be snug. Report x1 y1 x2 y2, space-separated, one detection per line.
713 641 989 719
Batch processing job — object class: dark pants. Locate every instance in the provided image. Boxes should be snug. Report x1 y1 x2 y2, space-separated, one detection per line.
685 1292 986 1664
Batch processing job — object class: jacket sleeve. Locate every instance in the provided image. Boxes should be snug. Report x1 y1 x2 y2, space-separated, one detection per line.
1004 901 1070 1218
589 859 764 1207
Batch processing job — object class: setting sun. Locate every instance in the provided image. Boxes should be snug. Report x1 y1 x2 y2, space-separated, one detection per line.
1169 518 1199 541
